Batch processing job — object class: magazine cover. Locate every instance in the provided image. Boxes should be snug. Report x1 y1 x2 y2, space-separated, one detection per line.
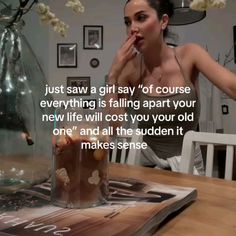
0 177 197 236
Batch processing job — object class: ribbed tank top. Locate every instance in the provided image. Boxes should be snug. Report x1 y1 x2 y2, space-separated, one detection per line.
137 49 201 159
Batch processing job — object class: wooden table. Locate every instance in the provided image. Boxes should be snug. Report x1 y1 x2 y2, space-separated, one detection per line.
109 163 236 236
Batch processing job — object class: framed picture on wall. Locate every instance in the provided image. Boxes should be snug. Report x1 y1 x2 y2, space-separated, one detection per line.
83 25 103 49
67 76 91 96
57 43 77 68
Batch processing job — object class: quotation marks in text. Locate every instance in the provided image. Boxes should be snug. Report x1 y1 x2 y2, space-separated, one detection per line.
138 84 154 94
53 126 77 136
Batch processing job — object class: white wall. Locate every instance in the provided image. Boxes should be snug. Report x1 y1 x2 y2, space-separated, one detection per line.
22 0 236 133
46 0 127 100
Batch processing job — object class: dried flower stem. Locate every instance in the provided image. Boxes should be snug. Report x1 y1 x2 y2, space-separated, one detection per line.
7 0 32 26
1 0 84 37
223 45 234 66
205 44 234 67
22 0 38 15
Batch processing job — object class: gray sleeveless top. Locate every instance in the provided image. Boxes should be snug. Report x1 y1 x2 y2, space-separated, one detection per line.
137 50 201 159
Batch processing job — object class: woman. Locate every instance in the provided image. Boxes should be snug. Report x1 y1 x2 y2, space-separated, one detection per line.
106 0 236 173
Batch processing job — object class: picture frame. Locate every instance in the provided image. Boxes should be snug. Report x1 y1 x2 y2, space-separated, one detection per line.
83 25 103 50
67 76 91 96
57 43 77 68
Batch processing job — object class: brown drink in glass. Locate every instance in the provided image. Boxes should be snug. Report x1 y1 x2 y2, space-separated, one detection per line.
51 118 109 208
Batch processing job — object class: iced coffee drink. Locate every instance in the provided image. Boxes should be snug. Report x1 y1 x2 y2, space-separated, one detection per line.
51 134 109 208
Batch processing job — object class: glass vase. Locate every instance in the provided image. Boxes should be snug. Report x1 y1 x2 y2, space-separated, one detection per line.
0 18 53 193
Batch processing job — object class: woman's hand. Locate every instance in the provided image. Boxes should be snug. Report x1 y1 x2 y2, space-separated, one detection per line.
109 34 137 82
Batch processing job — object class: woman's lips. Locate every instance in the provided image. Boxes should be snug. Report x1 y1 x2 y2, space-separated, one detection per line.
134 37 144 47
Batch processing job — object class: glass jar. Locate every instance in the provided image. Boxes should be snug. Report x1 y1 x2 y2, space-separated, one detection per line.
0 18 53 193
51 107 109 208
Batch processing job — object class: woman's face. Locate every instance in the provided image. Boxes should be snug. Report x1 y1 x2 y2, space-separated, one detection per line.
124 0 165 51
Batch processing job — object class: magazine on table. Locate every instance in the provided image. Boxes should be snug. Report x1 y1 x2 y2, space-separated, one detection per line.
0 177 197 236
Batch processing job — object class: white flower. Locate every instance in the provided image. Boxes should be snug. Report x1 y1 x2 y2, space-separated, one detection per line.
5 0 84 37
50 17 60 27
65 0 85 13
35 2 73 37
35 3 49 14
190 0 226 11
209 0 226 8
34 1 84 37
53 22 69 38
190 0 207 11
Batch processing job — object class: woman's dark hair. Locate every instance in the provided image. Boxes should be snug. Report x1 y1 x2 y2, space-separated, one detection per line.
125 0 174 37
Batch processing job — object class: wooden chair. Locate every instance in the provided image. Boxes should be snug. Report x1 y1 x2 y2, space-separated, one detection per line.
110 131 143 165
180 130 236 180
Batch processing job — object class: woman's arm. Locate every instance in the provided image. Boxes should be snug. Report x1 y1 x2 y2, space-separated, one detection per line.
188 43 236 100
105 34 137 129
108 34 137 84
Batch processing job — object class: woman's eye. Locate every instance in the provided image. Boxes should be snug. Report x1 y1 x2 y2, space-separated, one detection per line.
137 14 147 21
124 20 131 27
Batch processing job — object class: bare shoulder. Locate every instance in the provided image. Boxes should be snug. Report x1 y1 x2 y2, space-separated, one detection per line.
174 43 212 71
175 43 236 100
175 43 206 59
179 43 204 50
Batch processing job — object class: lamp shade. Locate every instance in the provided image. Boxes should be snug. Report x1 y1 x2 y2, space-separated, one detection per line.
169 0 206 25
